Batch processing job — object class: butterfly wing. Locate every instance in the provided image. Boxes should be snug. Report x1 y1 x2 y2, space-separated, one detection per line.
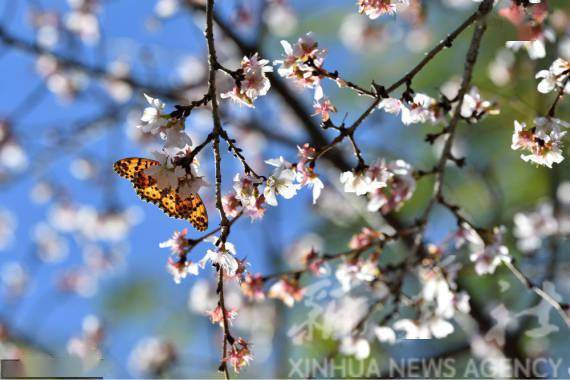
113 157 159 180
176 193 208 232
129 170 209 231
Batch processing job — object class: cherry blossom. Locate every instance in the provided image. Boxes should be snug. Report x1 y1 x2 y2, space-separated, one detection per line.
357 0 410 19
241 273 265 300
162 127 193 157
313 96 337 122
1 262 28 298
536 58 570 94
263 157 299 206
128 337 177 377
513 203 558 252
339 336 370 359
460 86 499 121
199 236 239 277
144 151 185 190
209 304 238 326
233 173 263 208
374 326 397 344
159 228 190 256
274 33 327 95
137 94 168 135
378 93 444 126
225 338 253 373
349 227 383 250
367 160 416 213
221 53 273 108
394 314 454 339
462 225 511 275
268 277 304 307
335 256 380 292
340 161 392 196
67 315 103 369
0 209 16 251
222 192 242 218
511 118 568 168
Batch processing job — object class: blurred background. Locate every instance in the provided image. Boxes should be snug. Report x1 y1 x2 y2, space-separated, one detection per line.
0 0 569 378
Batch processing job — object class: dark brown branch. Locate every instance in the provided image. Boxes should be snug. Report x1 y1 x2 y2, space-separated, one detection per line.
204 0 232 377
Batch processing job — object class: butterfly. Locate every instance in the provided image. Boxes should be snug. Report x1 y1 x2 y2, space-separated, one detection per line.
113 157 208 231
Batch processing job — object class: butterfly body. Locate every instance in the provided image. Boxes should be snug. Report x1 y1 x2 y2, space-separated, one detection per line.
113 157 208 231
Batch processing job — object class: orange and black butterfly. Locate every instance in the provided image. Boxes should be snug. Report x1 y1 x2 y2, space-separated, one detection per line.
113 157 208 231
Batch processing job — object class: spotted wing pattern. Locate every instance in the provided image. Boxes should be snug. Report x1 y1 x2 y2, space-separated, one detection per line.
113 158 208 231
113 157 159 180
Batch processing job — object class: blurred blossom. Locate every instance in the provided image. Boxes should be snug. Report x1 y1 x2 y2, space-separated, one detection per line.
188 279 217 314
81 207 142 242
128 337 177 377
357 0 410 19
263 1 297 37
33 223 69 263
459 224 510 275
176 56 206 85
30 181 55 204
375 326 396 344
28 9 61 48
233 303 275 361
559 36 570 60
49 202 78 233
506 39 550 60
339 336 370 359
49 203 141 242
339 14 386 53
36 55 88 101
0 324 22 360
322 296 368 339
405 28 432 53
268 278 304 307
488 49 515 86
285 233 324 268
67 315 104 369
367 160 416 214
0 209 16 251
154 0 179 19
83 244 125 275
65 0 100 45
57 268 98 297
514 203 558 252
103 61 133 103
70 158 97 180
0 142 28 172
1 262 28 298
558 181 570 205
441 0 473 9
335 256 379 292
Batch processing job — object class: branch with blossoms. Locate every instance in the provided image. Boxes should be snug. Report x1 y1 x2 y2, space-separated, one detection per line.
6 0 567 376
139 0 570 374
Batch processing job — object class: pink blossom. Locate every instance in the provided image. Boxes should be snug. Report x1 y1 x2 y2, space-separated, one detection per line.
268 278 304 307
208 304 238 326
221 53 272 107
358 0 410 19
241 273 265 300
225 338 253 373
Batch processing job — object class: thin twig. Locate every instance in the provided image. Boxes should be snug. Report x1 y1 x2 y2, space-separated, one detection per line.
204 0 232 377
